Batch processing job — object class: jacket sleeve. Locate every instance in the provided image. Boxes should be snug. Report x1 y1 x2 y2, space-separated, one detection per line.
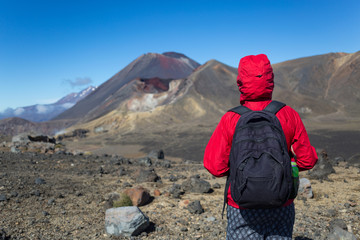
291 112 318 171
203 113 237 177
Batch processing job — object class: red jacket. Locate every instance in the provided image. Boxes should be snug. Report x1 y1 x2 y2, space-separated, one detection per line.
203 54 318 209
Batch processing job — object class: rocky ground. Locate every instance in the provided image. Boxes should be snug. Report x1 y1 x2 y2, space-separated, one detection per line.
0 149 359 240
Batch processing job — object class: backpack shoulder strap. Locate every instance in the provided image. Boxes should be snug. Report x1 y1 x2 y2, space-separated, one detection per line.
263 100 286 114
228 105 252 115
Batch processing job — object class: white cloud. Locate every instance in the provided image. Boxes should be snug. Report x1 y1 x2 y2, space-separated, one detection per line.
14 108 25 116
61 103 75 109
64 77 93 88
36 105 51 114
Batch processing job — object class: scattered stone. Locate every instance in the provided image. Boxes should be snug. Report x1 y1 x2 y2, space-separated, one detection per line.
122 182 132 188
187 200 204 214
42 211 50 216
153 189 161 197
124 186 151 206
30 190 41 197
181 176 211 193
326 226 357 240
0 228 8 240
47 198 55 205
148 149 164 160
35 178 46 185
105 206 149 237
169 174 178 182
10 146 20 153
137 157 152 167
134 169 160 183
329 218 347 231
169 184 184 198
213 183 221 189
205 216 216 222
298 178 313 199
0 194 7 202
118 167 126 176
10 191 18 198
154 159 172 168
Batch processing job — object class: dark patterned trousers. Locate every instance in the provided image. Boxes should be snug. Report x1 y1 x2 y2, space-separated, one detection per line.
226 203 295 240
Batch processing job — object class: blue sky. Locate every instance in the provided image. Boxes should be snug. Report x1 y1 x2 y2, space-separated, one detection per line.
0 0 359 112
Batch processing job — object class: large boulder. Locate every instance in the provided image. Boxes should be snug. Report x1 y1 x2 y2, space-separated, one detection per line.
298 178 313 199
105 206 149 237
308 150 335 180
181 175 211 193
134 168 160 183
326 226 357 240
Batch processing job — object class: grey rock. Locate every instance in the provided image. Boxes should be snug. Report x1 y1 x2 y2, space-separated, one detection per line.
137 157 152 167
169 184 184 198
181 177 211 193
10 191 18 198
148 149 164 160
10 146 20 153
30 189 41 197
298 178 313 199
123 182 132 188
134 169 160 183
213 183 221 189
154 159 171 168
0 194 7 202
169 174 178 182
308 150 335 180
0 228 8 240
329 218 347 231
187 200 204 214
205 216 216 222
105 206 149 237
42 211 50 216
326 226 357 240
35 178 46 185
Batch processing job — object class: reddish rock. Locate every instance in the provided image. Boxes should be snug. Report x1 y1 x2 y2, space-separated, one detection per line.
124 187 151 206
153 189 161 197
179 199 190 208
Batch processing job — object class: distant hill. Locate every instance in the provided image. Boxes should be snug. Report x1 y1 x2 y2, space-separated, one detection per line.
272 51 360 117
0 86 97 122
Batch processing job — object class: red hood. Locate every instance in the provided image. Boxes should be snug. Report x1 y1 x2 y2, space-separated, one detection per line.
237 54 274 104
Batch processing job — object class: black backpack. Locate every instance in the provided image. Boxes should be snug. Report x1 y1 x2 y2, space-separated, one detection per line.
223 101 297 213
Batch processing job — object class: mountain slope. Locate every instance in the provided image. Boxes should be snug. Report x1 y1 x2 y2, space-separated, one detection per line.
54 52 200 122
0 86 97 122
60 51 360 161
272 51 360 116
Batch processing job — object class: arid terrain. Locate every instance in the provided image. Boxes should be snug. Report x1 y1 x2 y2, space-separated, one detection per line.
1 146 359 239
1 52 360 239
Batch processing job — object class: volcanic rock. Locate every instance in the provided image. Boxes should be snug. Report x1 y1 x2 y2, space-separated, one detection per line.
326 226 357 240
134 168 160 183
105 206 150 237
124 186 151 207
308 150 335 180
187 200 204 214
298 178 313 199
181 175 211 193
